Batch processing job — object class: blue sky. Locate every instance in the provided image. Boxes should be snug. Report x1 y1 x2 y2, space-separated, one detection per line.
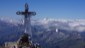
0 0 85 20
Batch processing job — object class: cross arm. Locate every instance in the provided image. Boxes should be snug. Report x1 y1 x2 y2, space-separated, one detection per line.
16 11 25 15
28 12 36 16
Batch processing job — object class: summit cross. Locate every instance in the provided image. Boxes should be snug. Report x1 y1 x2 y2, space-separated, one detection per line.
16 3 36 37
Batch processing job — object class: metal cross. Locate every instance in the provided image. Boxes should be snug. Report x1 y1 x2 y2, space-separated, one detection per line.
16 3 36 37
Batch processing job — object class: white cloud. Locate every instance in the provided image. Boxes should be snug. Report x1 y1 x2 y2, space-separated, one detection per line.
32 18 85 32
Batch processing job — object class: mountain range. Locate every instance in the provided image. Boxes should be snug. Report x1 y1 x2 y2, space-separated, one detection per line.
0 18 85 48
